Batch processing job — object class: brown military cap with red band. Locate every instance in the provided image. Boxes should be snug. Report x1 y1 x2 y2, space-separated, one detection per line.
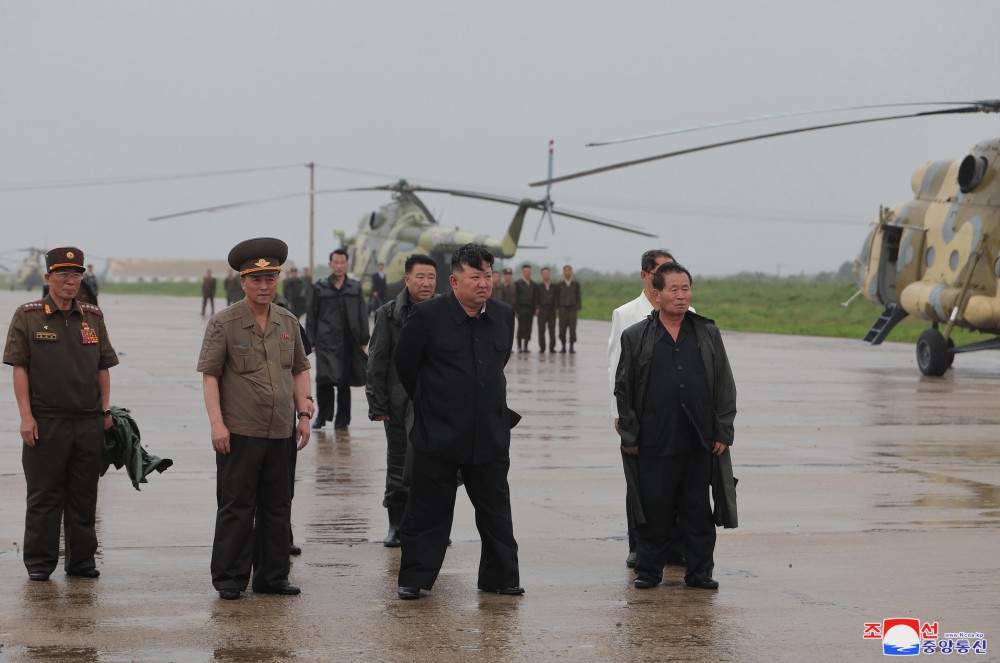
227 237 288 276
45 247 86 273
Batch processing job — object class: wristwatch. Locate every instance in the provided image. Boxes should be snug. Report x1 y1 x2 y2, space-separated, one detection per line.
102 409 112 417
297 412 311 419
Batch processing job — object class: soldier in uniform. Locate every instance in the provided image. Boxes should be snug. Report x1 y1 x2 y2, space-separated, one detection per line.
365 253 438 547
78 264 99 305
201 268 218 317
496 268 516 306
490 270 502 299
197 237 313 600
283 267 307 319
224 269 242 305
555 264 582 354
535 267 557 353
513 264 537 353
3 246 119 581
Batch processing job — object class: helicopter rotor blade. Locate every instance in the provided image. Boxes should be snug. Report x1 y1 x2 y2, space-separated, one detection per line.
149 188 356 221
586 99 1000 147
531 103 1000 187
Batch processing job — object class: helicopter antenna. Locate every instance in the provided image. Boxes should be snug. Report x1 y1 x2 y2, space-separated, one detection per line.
533 140 557 241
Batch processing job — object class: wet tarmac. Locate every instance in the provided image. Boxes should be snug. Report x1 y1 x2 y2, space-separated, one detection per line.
0 291 997 662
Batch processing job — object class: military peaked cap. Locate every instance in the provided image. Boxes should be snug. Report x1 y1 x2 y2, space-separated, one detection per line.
45 247 86 273
228 237 288 276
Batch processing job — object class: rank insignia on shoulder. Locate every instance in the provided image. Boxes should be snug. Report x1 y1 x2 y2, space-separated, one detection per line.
22 301 46 312
35 331 58 341
80 322 99 345
79 303 103 317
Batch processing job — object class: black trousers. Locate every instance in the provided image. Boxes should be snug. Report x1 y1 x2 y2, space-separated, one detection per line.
558 308 578 345
399 449 519 590
634 450 715 584
382 418 410 510
201 295 215 316
316 378 351 427
22 416 103 575
212 435 292 591
288 437 298 545
515 308 534 345
537 309 556 350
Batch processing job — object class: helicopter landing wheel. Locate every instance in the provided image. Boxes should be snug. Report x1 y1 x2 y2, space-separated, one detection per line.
916 328 949 376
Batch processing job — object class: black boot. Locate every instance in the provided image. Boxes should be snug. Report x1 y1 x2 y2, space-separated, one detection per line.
569 342 575 354
383 507 403 547
559 343 566 354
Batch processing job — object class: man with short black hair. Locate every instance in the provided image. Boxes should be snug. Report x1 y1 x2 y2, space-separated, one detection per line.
366 253 438 547
308 249 369 431
615 261 736 591
393 243 522 600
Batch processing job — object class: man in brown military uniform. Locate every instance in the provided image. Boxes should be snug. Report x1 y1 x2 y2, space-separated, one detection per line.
197 237 313 601
535 267 558 353
3 246 119 581
555 264 582 354
495 267 516 306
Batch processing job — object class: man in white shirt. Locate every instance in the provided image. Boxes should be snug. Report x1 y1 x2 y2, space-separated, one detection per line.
607 249 687 569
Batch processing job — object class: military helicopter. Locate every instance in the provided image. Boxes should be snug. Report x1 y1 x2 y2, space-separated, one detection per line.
0 248 46 291
151 145 655 297
530 100 1000 376
338 176 654 297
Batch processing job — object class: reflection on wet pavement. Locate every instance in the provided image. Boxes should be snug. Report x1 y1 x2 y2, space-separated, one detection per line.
0 295 998 661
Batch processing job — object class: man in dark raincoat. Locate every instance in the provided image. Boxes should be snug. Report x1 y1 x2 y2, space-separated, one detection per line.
307 249 369 431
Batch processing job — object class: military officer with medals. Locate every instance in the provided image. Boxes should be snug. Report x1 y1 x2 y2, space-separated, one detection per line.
3 247 119 581
197 238 313 600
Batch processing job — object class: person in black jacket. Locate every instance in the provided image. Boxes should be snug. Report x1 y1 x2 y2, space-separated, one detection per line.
307 249 369 431
366 253 438 547
392 244 522 600
614 262 736 591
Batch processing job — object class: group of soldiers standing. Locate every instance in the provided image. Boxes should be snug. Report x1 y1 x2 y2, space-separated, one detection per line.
492 264 582 353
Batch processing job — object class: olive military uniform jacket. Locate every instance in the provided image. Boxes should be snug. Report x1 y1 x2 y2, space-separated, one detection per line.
555 279 581 310
513 279 536 312
3 296 119 417
197 299 311 439
613 310 737 525
536 282 557 311
307 276 369 386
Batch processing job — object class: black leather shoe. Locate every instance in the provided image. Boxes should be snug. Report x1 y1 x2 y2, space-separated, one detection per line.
311 419 324 430
478 585 525 595
383 527 401 547
253 583 301 595
334 424 349 432
634 577 658 589
218 588 241 600
625 551 638 568
397 586 421 600
28 571 50 581
685 575 719 589
66 568 100 578
289 544 302 556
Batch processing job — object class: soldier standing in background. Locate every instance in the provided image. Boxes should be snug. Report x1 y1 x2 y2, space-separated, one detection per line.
283 267 307 319
223 269 241 305
555 264 582 354
4 246 118 581
78 264 99 305
535 267 557 353
496 268 516 306
490 270 501 299
513 264 536 353
201 269 218 317
370 262 388 315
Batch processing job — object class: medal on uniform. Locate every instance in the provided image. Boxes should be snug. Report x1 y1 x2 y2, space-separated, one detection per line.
80 322 99 344
282 333 291 340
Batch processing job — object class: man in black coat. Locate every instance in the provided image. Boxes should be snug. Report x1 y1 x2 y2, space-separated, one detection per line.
392 243 522 600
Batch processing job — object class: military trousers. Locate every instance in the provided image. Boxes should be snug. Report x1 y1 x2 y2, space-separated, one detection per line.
22 416 103 575
316 378 351 427
558 308 578 346
634 449 715 585
212 434 292 591
515 308 534 345
537 309 556 351
399 449 519 591
382 418 411 510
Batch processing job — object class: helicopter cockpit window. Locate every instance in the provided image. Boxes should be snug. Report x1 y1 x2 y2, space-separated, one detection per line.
957 155 988 193
925 246 936 268
369 212 386 230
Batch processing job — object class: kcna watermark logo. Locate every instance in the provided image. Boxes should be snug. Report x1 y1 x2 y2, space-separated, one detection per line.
863 618 988 656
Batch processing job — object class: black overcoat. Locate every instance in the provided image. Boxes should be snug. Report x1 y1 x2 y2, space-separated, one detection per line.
307 276 369 385
393 292 518 465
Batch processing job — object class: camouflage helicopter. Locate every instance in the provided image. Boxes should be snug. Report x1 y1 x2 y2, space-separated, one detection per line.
530 100 1000 376
0 248 46 291
337 176 654 298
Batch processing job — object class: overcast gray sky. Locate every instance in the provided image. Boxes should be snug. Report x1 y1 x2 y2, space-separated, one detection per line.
2 0 999 277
